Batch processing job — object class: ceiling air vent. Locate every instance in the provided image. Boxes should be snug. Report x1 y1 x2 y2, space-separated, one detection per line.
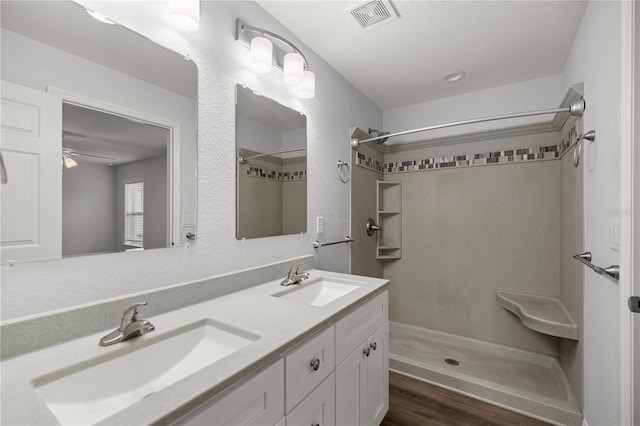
347 0 399 31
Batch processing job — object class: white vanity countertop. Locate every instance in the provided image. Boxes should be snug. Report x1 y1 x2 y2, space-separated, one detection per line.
1 269 388 425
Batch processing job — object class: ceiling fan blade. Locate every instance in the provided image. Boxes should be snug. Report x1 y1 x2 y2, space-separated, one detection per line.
63 148 116 161
69 152 116 161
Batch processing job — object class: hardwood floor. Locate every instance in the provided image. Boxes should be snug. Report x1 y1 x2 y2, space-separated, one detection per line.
381 371 551 426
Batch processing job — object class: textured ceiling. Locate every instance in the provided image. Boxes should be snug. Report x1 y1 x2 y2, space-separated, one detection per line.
256 1 588 109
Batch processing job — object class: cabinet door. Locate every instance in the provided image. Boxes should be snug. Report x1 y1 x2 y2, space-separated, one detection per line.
366 323 389 425
286 373 335 426
335 342 367 426
176 360 284 426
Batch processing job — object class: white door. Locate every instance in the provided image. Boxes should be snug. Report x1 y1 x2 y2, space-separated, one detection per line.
1 81 62 263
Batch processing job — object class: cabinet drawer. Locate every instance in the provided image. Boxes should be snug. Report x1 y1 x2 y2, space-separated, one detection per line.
335 290 388 364
285 326 335 412
286 373 335 426
176 360 284 426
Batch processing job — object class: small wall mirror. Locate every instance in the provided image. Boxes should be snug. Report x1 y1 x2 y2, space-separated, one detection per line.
1 1 197 261
235 85 307 239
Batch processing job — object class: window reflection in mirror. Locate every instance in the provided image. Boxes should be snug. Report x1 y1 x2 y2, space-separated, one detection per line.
235 85 307 239
0 0 197 262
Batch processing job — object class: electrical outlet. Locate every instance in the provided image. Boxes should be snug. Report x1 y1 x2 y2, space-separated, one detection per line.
316 216 324 234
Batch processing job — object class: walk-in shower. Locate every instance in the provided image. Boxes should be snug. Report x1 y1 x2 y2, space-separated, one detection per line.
350 89 586 426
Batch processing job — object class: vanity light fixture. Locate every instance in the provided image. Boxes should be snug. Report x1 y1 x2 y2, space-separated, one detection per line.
250 37 273 74
168 0 200 32
63 155 78 168
283 52 304 86
297 70 316 99
236 19 315 99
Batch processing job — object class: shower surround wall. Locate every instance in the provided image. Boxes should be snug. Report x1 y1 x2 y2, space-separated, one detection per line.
350 140 384 278
383 152 563 356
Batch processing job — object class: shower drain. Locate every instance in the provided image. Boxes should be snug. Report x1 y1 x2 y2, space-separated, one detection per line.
444 358 460 366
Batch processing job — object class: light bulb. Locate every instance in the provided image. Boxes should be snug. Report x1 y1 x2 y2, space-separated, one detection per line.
297 71 315 99
168 0 200 32
250 37 273 74
283 52 304 86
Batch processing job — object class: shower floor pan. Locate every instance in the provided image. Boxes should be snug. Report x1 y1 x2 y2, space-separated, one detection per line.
389 322 582 426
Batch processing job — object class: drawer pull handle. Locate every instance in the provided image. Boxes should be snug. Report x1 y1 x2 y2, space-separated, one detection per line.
312 424 320 426
310 358 320 371
370 342 377 351
363 347 371 357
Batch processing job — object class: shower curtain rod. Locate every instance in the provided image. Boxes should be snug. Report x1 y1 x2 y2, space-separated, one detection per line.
238 147 306 164
350 98 585 149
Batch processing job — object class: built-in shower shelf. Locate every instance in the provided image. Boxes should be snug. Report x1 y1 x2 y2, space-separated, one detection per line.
496 291 578 340
376 180 402 261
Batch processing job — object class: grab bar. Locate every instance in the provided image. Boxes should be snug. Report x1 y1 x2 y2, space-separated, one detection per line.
573 251 619 280
313 236 355 249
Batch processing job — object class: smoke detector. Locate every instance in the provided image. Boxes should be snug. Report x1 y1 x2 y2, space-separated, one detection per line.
346 0 399 31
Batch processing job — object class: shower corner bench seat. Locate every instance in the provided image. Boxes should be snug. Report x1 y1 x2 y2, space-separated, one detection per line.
495 291 579 340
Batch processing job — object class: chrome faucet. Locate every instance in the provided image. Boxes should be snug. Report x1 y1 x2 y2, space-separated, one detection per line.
281 262 309 286
99 302 155 346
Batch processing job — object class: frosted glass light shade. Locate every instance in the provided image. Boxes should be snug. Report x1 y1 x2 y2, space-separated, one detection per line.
283 52 304 86
250 37 273 74
64 156 78 168
168 0 200 31
297 71 315 99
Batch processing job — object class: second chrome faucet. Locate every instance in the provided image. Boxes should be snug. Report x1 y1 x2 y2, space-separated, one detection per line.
281 262 309 286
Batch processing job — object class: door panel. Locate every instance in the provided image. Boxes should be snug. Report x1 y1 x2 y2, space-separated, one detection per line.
367 323 389 425
1 81 62 262
336 343 367 426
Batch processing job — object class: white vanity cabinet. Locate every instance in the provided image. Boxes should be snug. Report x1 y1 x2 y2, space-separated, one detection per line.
335 292 389 425
175 290 388 426
176 360 285 426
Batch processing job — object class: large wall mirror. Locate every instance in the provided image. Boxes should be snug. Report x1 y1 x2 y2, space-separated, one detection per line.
1 1 197 263
235 85 307 239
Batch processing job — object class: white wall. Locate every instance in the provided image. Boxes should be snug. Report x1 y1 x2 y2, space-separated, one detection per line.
0 1 381 320
236 115 283 155
383 74 563 144
561 2 623 424
62 163 117 256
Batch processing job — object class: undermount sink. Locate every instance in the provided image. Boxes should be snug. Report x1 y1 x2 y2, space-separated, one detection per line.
273 276 363 306
34 320 259 425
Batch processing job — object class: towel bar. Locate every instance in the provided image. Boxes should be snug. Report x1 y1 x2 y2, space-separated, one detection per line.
573 251 619 280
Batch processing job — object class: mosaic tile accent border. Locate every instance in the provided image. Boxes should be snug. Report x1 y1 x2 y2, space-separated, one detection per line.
356 152 384 172
244 166 306 181
357 143 569 174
